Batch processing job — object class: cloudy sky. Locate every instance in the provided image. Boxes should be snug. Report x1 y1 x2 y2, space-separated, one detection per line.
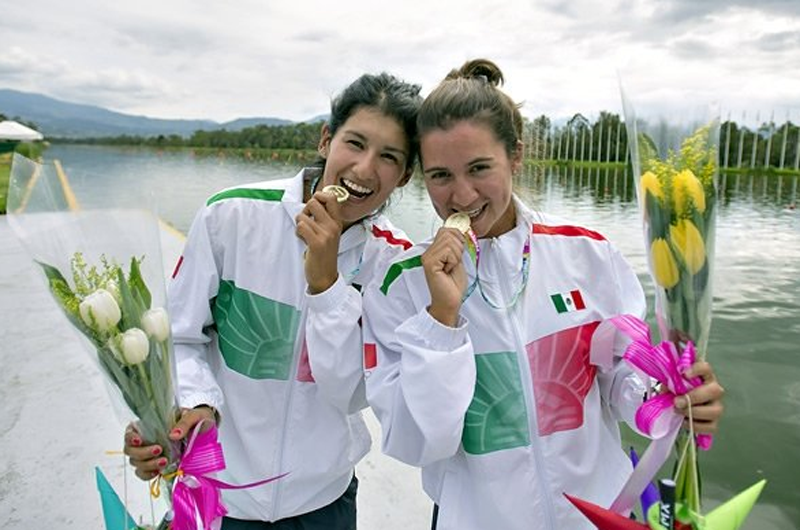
2 0 799 125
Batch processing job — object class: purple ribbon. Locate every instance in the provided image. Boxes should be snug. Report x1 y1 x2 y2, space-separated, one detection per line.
170 423 287 530
607 314 712 514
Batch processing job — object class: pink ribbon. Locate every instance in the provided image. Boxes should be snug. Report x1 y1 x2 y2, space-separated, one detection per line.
170 423 287 530
607 314 712 514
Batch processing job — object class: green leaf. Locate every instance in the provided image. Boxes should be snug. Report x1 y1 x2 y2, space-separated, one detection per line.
129 257 152 309
36 259 69 285
35 260 101 345
95 348 140 413
116 268 142 329
645 191 669 239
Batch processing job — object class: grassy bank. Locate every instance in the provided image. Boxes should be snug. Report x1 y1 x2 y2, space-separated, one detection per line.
720 166 800 177
188 146 318 163
0 153 10 214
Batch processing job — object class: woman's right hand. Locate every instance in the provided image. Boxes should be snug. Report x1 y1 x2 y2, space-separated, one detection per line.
296 191 343 294
123 406 217 480
421 227 468 327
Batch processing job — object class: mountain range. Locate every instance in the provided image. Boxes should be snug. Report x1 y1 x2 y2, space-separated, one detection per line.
0 89 323 139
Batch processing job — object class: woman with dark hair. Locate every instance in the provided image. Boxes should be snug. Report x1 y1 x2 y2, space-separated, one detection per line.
124 71 422 529
363 59 724 530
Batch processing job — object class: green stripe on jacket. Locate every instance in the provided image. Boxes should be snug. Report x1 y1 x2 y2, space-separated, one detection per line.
207 188 285 205
380 255 423 295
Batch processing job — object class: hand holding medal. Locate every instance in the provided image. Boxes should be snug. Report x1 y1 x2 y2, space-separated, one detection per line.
421 213 474 327
297 185 348 294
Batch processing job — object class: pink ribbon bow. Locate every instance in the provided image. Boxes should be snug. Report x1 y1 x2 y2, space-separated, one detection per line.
170 423 287 530
606 314 712 514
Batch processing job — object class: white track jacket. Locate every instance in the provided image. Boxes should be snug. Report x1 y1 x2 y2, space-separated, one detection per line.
363 198 647 530
170 169 412 521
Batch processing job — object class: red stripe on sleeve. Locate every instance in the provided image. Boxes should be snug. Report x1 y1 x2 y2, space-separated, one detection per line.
372 225 412 250
364 343 378 369
532 224 606 241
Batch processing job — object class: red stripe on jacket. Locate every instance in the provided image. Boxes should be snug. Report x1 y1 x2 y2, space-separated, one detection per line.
172 255 184 278
532 224 606 241
364 343 378 369
371 225 412 249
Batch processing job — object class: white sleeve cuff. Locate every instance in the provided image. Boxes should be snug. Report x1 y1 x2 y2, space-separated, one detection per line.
305 274 352 312
398 309 469 351
178 392 224 411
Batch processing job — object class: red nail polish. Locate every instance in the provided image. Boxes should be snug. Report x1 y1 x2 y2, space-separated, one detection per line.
131 437 142 447
151 446 162 456
171 428 183 437
158 458 167 468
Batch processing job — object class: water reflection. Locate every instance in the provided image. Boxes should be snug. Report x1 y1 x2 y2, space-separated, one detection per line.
43 146 800 529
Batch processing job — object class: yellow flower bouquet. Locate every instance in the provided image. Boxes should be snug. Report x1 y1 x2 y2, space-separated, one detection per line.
567 92 766 530
638 130 717 355
622 96 720 517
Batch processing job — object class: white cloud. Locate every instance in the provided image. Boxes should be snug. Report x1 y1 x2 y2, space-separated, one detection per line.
1 0 798 123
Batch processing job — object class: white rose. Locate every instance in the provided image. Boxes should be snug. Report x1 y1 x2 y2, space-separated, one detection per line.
109 328 150 365
141 307 170 342
79 289 122 333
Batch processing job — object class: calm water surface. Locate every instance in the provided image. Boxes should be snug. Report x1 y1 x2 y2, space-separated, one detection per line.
46 145 800 529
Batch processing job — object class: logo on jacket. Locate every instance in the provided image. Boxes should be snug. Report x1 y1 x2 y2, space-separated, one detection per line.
550 289 586 313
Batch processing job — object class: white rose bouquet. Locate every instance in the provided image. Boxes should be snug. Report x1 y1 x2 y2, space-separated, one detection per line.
6 154 182 497
40 252 180 470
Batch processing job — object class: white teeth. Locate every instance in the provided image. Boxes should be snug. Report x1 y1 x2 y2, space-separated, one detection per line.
462 206 483 218
342 178 373 195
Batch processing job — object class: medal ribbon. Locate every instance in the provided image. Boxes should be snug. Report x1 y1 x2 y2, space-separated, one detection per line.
461 227 531 310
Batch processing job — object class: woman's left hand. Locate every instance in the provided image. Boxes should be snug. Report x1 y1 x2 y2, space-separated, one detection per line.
674 361 725 434
296 191 343 294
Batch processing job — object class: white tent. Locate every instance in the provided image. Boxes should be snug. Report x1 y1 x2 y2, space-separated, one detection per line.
0 120 44 141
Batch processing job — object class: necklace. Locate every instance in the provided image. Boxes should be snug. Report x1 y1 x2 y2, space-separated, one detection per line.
462 227 531 310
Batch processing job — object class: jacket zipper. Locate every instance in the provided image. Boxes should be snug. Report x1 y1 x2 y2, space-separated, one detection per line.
491 237 558 529
271 278 307 518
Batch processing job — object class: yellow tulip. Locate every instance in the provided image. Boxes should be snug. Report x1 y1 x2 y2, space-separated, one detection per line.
669 219 706 274
640 171 664 201
650 238 680 288
672 169 706 215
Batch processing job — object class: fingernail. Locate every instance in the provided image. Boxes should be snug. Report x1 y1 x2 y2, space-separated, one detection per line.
131 437 142 447
157 458 167 468
171 428 183 437
674 396 688 409
151 446 162 456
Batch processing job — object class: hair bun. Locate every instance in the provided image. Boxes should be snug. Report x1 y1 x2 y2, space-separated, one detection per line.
451 58 504 87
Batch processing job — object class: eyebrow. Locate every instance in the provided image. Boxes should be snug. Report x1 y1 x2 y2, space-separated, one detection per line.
423 156 494 175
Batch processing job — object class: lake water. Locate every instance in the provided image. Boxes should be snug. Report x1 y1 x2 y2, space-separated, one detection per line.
45 144 800 529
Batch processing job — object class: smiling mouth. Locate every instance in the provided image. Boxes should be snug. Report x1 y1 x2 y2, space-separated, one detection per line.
457 205 485 218
341 178 374 199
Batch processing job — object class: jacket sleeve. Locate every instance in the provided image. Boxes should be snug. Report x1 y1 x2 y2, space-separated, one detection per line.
305 275 367 414
169 207 225 411
596 241 649 434
304 229 411 415
362 271 477 467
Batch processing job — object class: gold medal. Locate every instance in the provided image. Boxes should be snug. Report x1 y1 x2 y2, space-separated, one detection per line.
444 212 471 234
322 185 350 203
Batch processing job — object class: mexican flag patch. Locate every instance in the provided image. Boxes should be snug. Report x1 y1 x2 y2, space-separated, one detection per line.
551 290 586 313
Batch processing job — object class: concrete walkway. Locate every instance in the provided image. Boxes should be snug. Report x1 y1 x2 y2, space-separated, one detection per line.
0 216 430 529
